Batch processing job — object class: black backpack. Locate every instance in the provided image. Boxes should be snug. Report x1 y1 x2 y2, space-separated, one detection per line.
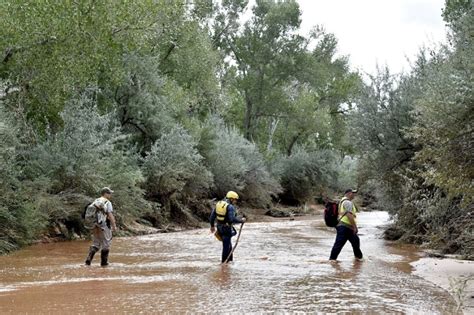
324 201 339 227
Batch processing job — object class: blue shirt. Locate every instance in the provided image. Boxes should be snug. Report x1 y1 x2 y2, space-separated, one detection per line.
209 200 243 227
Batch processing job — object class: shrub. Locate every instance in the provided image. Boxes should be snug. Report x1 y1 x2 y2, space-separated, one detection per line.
0 104 47 253
275 148 338 204
202 117 281 207
27 92 148 220
394 170 473 258
28 92 117 194
142 125 213 204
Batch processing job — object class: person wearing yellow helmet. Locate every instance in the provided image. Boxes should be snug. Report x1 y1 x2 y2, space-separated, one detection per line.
210 191 246 263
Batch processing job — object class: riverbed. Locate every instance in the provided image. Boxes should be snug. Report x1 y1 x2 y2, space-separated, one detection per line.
0 211 463 313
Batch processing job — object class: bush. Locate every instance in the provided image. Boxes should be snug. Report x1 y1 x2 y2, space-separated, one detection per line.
386 166 473 257
142 125 213 205
28 93 117 194
27 92 148 220
202 117 281 207
0 104 47 253
275 148 338 205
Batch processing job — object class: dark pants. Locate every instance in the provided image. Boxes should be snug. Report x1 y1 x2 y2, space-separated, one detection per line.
329 225 363 260
217 225 235 263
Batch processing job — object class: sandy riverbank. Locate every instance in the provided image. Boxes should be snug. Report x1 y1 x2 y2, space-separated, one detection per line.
412 256 474 314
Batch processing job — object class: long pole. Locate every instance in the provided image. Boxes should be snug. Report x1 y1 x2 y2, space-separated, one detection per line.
223 222 245 264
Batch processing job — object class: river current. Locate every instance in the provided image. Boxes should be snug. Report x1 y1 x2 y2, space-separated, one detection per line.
0 211 458 314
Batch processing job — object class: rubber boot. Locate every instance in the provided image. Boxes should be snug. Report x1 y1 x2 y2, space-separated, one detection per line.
100 249 109 267
85 246 98 266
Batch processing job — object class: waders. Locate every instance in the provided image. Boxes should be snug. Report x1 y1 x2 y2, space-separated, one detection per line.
223 222 245 264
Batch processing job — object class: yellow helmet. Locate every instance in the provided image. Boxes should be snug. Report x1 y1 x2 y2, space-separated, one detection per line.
226 191 239 200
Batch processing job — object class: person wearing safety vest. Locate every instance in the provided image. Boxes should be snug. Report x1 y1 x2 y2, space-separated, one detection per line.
329 189 363 261
209 191 246 263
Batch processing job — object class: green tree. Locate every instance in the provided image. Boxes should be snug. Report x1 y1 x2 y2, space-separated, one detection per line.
0 0 183 132
215 0 306 141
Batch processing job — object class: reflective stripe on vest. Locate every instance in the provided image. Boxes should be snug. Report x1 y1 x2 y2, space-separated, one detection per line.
339 197 358 226
215 200 228 222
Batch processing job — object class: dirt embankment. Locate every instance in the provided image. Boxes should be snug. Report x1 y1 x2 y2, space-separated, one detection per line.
40 194 325 244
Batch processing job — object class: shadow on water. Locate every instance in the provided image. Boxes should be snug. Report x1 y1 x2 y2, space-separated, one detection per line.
0 211 460 314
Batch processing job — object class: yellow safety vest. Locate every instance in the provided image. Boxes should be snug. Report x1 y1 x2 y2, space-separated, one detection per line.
339 197 358 226
215 200 229 222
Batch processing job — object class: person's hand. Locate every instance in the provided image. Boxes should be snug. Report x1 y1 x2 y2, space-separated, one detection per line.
112 225 118 232
353 227 358 235
210 226 215 233
242 217 247 223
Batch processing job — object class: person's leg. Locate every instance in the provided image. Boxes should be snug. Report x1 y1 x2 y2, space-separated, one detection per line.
329 226 349 260
221 234 233 263
348 232 363 259
100 227 112 266
100 249 109 266
85 246 98 265
85 228 101 265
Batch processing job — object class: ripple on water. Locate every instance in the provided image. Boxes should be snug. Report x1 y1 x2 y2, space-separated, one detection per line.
0 212 460 314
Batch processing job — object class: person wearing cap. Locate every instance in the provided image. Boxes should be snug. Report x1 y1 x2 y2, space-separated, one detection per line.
84 187 118 266
210 191 246 263
329 189 363 261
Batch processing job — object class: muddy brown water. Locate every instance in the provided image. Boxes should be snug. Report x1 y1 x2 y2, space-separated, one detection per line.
0 211 459 314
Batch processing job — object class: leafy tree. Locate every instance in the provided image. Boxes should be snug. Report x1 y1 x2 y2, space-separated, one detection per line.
408 4 474 204
0 0 184 132
215 0 306 141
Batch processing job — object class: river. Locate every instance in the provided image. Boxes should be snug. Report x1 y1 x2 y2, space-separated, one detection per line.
0 211 460 314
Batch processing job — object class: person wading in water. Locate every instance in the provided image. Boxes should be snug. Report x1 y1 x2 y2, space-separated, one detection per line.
84 187 117 266
209 191 246 263
329 189 363 262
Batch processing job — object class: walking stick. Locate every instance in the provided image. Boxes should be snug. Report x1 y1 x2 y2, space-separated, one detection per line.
223 222 245 264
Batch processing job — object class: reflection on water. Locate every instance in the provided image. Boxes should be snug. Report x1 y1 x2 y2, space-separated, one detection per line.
0 211 459 314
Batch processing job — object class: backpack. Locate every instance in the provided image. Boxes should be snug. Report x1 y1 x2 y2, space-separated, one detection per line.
82 199 108 230
215 200 229 222
324 200 340 227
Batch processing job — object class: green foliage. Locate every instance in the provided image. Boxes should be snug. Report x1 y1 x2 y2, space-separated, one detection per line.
215 0 306 140
28 92 115 194
0 104 47 253
142 126 213 202
0 0 192 132
350 67 416 213
27 92 147 217
408 10 474 205
354 2 473 255
275 148 338 204
201 117 281 207
4 0 470 257
394 170 473 257
113 55 178 151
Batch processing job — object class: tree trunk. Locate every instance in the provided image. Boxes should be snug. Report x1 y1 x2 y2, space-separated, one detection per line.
287 131 303 156
244 92 253 140
267 118 279 152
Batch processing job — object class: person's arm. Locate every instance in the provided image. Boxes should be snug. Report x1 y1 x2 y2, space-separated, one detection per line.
210 209 217 233
107 212 117 232
105 201 117 231
227 205 245 224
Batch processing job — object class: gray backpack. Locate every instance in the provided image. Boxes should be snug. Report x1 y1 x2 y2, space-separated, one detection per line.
82 200 108 230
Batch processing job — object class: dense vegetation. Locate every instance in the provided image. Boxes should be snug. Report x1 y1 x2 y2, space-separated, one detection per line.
0 0 472 257
353 0 473 258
